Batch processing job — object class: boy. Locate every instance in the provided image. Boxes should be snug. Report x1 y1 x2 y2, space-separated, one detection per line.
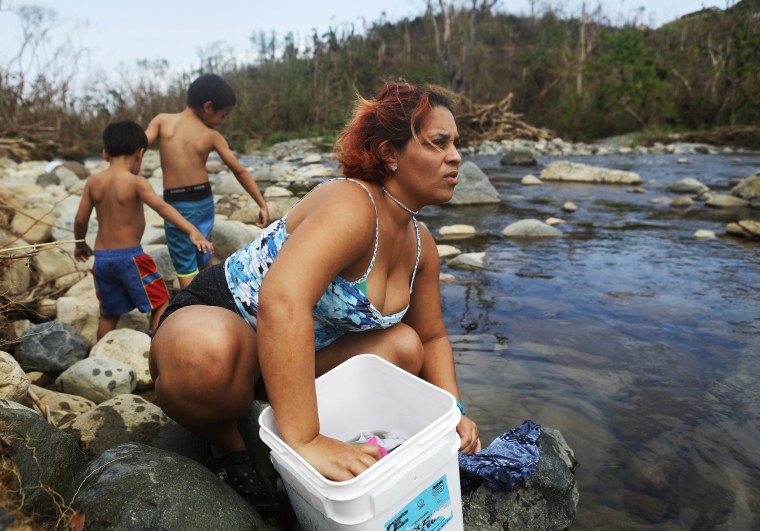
145 73 269 288
74 120 214 339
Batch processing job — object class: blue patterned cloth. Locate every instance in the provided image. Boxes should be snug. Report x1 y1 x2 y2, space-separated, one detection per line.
458 420 541 491
224 178 420 351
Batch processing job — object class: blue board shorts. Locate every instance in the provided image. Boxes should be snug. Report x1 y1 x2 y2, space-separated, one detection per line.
93 246 169 316
164 183 214 278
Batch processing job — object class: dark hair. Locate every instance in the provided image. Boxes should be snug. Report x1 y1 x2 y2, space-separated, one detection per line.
334 82 455 183
102 120 148 157
187 74 237 110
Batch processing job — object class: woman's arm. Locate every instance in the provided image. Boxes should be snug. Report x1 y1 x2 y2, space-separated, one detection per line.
255 181 383 479
402 225 481 454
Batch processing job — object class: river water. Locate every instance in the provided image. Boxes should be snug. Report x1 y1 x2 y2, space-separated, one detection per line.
419 152 760 530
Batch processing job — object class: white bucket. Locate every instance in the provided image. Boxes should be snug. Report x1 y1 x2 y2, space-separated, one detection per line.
259 354 464 530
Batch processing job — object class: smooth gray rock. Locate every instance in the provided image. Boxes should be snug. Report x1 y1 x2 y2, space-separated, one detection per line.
462 427 578 530
540 161 642 185
212 220 259 260
669 177 709 194
448 252 487 270
731 173 760 203
15 321 89 372
449 161 501 205
36 171 60 186
726 220 760 240
0 405 88 524
151 401 293 524
704 193 750 208
213 171 247 195
502 219 563 238
70 443 271 530
500 147 537 166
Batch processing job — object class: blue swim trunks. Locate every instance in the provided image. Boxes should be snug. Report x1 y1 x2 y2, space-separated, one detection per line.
164 183 214 278
92 245 169 316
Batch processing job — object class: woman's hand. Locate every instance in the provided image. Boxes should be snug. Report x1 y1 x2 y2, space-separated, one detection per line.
457 415 481 454
295 434 384 481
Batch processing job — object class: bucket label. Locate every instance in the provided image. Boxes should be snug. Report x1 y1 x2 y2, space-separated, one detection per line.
384 474 453 531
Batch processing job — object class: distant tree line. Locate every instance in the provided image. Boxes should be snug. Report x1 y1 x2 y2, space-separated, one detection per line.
1 0 759 158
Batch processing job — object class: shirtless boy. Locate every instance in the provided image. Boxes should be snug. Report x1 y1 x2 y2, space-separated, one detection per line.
74 120 214 339
145 73 269 288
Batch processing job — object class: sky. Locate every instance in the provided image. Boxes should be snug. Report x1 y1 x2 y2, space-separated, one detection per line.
0 0 726 79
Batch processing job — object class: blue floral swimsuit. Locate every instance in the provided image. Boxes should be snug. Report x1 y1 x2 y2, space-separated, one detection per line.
224 178 421 350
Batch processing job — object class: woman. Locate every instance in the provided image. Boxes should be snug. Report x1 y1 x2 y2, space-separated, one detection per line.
150 82 480 506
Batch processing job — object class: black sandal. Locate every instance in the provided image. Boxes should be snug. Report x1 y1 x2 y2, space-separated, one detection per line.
207 450 278 517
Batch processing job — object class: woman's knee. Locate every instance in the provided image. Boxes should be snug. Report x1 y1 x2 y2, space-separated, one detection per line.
150 307 258 399
384 324 424 374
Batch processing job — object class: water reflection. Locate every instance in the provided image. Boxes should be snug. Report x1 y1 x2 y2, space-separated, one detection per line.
435 153 760 529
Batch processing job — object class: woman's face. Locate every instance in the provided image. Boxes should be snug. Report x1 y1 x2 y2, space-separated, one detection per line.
392 105 462 207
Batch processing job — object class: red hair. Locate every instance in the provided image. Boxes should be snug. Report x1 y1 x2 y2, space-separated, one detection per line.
335 82 455 183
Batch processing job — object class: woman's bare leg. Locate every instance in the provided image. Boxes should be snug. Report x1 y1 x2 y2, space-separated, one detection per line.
150 305 259 456
314 323 424 377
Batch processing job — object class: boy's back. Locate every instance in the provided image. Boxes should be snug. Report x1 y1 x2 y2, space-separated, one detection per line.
148 108 226 190
86 167 149 250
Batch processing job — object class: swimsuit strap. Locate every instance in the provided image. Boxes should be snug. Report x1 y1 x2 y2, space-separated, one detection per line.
339 178 379 284
409 217 421 294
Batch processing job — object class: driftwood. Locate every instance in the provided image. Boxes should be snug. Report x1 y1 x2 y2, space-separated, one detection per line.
0 131 84 162
444 90 555 145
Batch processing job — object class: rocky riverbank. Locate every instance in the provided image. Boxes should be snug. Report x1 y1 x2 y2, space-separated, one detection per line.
2 136 759 529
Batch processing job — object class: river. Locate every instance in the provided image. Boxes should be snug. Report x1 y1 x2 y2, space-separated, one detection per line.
422 152 760 530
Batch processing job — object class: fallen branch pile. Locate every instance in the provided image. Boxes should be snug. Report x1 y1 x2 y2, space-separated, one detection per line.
0 127 85 162
448 91 555 146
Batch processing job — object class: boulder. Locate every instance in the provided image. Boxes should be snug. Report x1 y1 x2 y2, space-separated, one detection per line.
438 224 477 239
10 207 56 244
55 296 100 347
521 175 542 186
15 321 89 372
462 427 578 530
212 171 247 195
449 161 501 205
59 394 170 458
694 230 717 240
55 357 136 403
671 196 694 208
500 147 537 166
31 244 87 290
0 406 88 524
668 178 709 194
448 252 487 270
264 185 293 199
540 161 642 185
138 150 160 177
704 193 750 208
0 351 28 402
726 220 760 240
144 244 177 288
436 244 461 259
212 220 260 260
502 219 563 238
90 329 152 389
70 443 268 529
0 231 32 296
28 384 96 415
59 161 89 179
730 173 760 205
